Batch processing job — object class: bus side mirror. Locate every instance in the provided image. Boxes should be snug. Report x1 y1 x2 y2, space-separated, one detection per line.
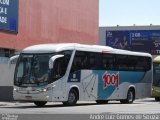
9 55 19 67
49 55 64 69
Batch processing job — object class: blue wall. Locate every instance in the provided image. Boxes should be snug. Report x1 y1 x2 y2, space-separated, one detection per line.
106 30 160 55
0 0 18 32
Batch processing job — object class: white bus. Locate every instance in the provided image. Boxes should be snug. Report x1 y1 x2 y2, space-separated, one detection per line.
11 43 152 106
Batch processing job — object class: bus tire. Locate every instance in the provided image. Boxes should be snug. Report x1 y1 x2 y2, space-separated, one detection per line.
96 100 108 104
63 89 78 106
120 100 127 104
120 89 135 104
155 97 160 101
34 101 47 107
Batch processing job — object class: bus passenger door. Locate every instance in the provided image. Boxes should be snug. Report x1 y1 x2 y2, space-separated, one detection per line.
49 55 67 101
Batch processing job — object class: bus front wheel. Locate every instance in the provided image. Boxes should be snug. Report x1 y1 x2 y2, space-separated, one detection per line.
34 101 47 107
63 89 78 106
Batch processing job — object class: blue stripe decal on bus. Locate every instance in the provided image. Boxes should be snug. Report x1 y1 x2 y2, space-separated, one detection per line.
94 70 145 100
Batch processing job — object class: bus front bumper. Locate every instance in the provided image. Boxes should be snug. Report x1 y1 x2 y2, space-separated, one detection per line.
13 88 52 102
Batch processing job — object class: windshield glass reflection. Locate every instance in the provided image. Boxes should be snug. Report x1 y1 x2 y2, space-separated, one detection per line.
14 54 53 87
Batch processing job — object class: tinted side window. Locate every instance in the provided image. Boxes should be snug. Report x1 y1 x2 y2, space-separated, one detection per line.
51 50 72 81
71 51 86 72
71 51 151 72
116 55 128 70
87 52 95 69
71 51 100 72
52 57 65 81
128 56 151 72
60 51 72 70
135 57 151 71
127 56 137 71
101 53 115 70
100 54 151 72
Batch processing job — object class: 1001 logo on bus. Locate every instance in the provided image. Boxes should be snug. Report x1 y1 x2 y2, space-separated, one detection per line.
102 72 119 89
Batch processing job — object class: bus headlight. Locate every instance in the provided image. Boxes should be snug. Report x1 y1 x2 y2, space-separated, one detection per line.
40 88 48 92
14 88 17 91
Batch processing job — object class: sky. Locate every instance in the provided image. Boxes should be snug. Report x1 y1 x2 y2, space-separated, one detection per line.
99 0 160 26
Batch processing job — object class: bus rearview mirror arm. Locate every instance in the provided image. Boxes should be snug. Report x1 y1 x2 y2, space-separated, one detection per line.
8 55 19 68
49 55 64 69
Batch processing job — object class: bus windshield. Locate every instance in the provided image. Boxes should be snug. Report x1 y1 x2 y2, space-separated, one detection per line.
153 62 160 87
14 54 54 87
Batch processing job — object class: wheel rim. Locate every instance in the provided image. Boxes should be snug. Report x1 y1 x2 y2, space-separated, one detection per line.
68 92 76 103
128 91 133 102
